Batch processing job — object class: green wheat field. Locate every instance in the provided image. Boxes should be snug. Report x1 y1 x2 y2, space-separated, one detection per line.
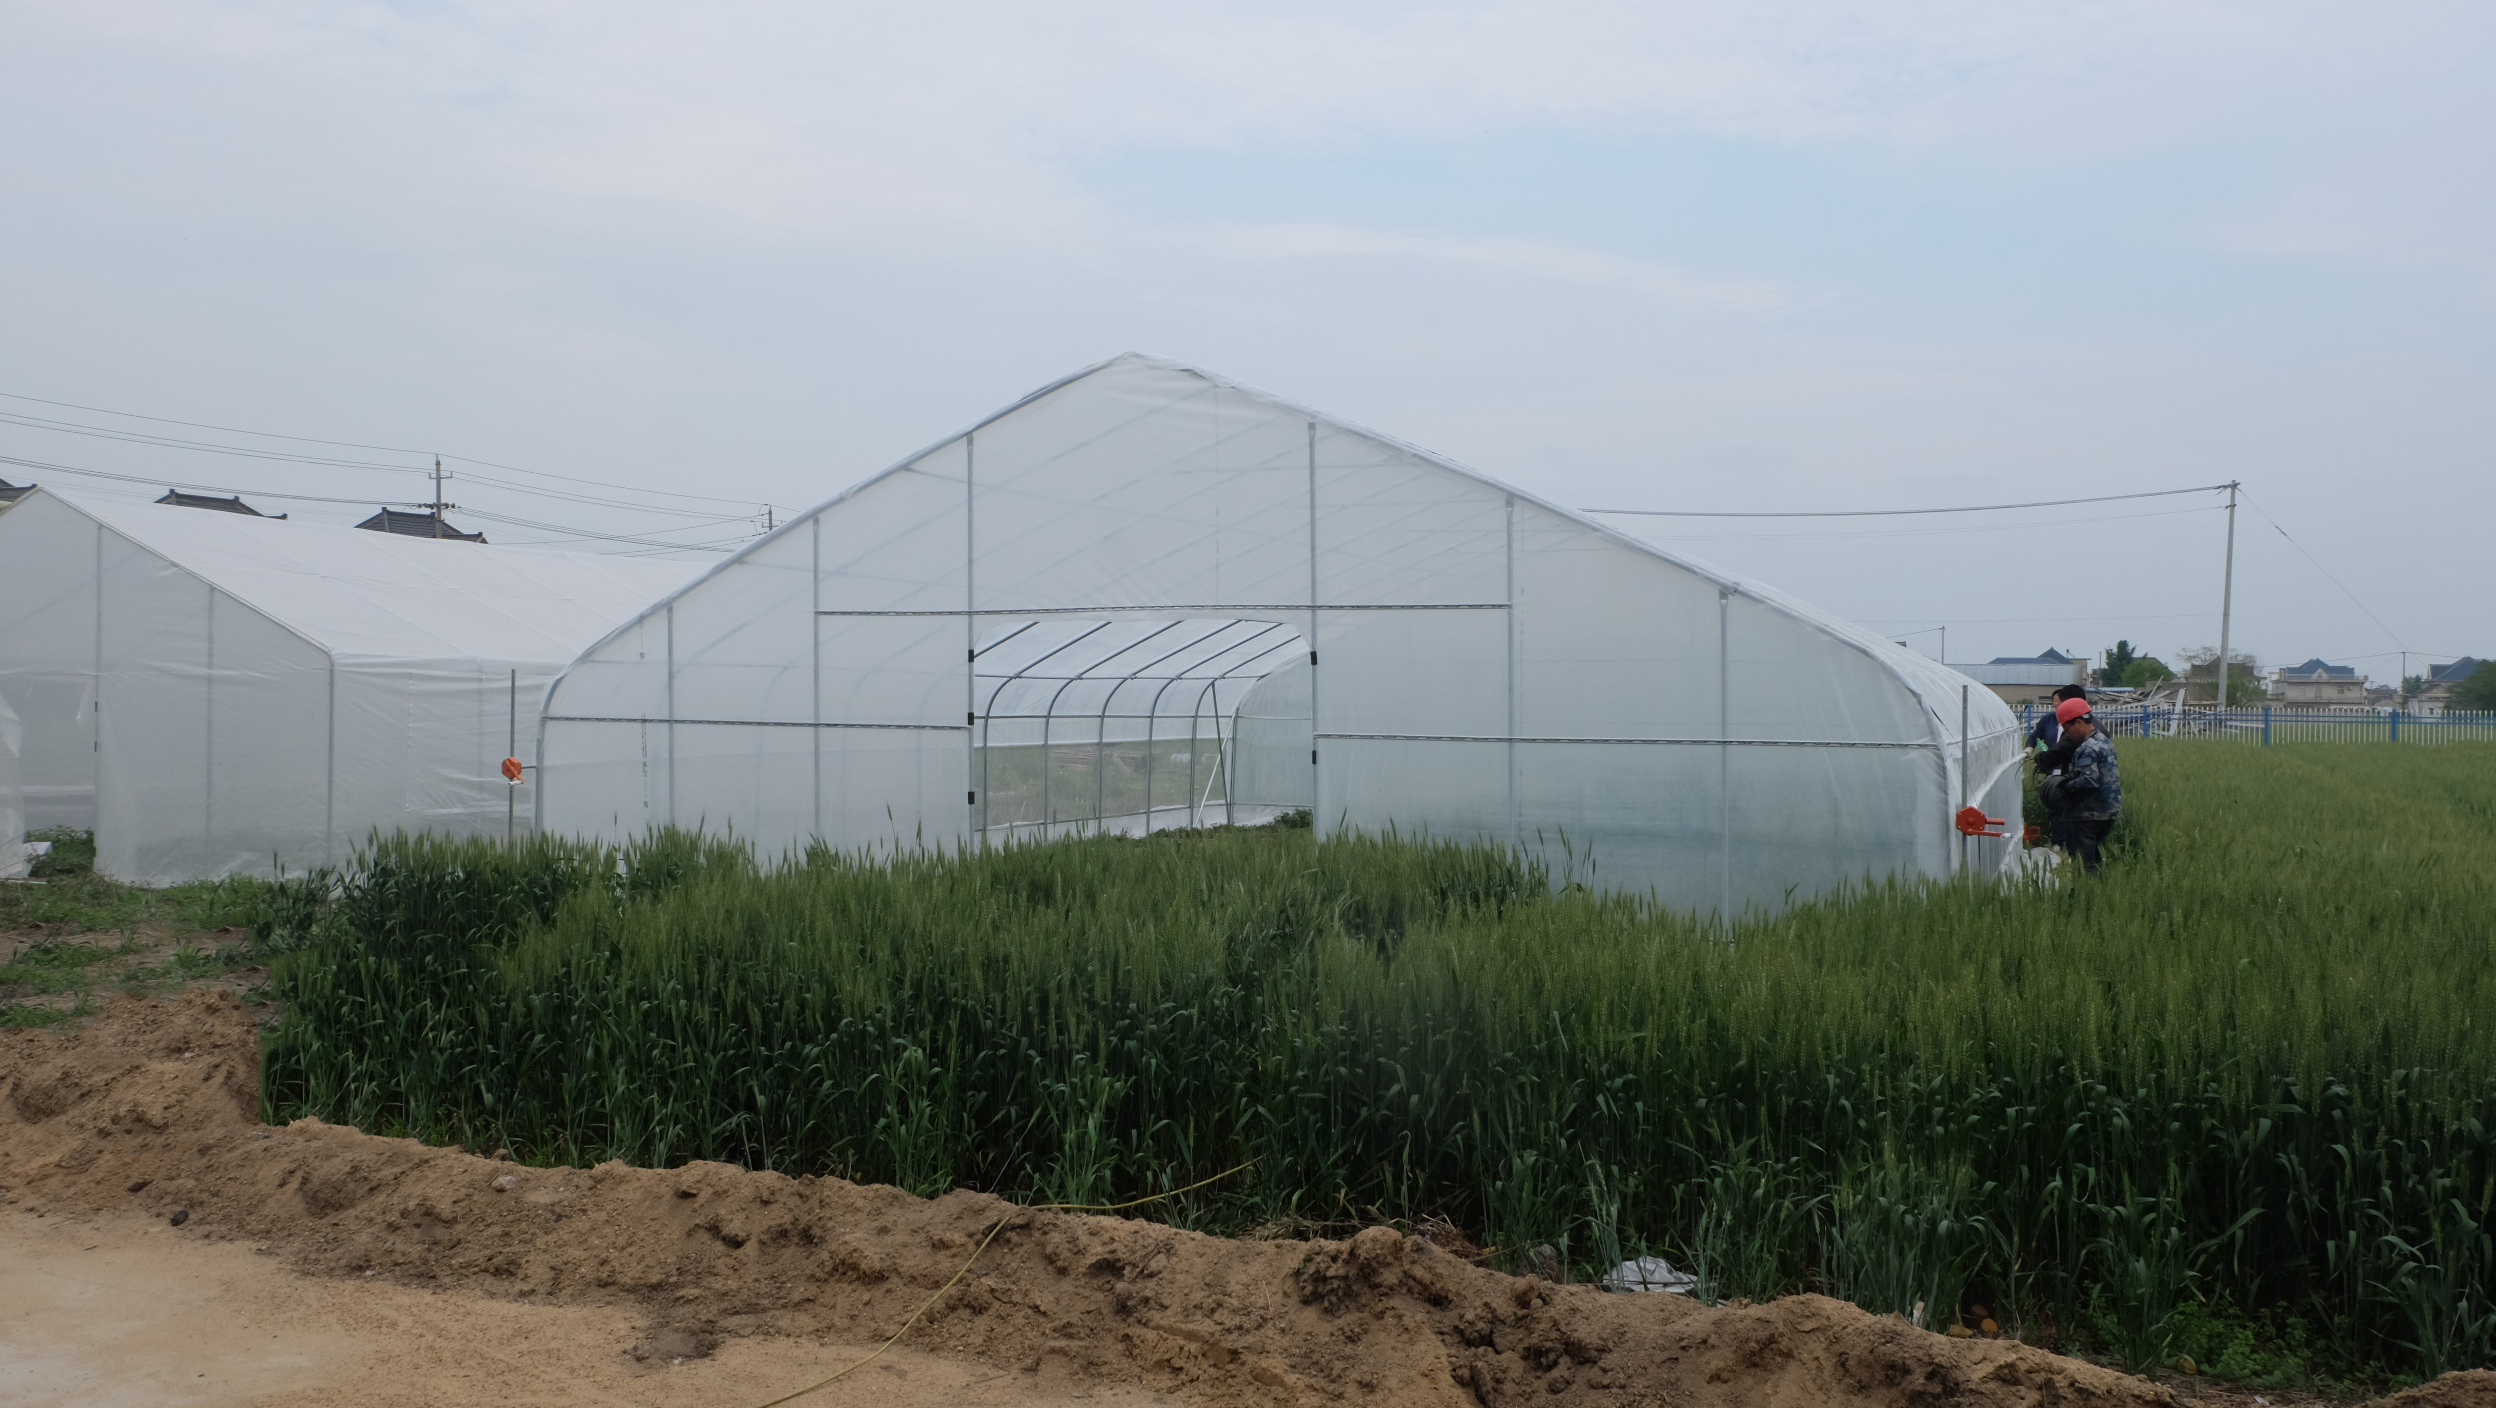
252 740 2496 1380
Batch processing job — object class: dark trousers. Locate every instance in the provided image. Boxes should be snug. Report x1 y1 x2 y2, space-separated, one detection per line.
2064 817 2115 873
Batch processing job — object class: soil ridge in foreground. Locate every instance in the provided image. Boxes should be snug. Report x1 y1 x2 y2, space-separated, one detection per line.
0 992 2447 1406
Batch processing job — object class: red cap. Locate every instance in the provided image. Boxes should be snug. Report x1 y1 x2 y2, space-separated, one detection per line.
2055 697 2093 725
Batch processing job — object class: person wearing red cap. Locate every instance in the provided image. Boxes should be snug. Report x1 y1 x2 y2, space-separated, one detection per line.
2037 697 2122 872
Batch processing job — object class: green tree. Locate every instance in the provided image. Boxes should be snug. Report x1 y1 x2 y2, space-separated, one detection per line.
2123 657 2176 688
2403 674 2427 699
2454 661 2496 712
2103 640 2141 684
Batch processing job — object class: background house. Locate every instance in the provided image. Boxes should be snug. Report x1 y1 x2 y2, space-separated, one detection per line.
1946 648 2088 710
2270 658 2367 706
2412 658 2482 716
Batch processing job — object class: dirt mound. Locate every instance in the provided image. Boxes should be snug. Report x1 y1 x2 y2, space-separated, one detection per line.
1 993 2196 1406
2366 1372 2496 1407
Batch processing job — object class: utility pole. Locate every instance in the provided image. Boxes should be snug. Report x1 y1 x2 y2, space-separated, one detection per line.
411 456 465 539
2215 481 2239 708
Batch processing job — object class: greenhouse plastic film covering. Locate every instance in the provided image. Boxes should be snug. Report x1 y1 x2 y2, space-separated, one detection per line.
540 355 2022 913
0 489 698 883
0 691 27 880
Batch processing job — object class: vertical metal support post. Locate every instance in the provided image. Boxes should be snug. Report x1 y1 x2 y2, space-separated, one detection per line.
203 587 215 842
2215 481 2239 706
1187 686 1203 829
2262 705 2271 747
811 516 823 841
324 658 336 866
1306 421 1321 844
964 433 978 841
664 604 676 829
1505 497 1520 850
91 522 103 840
1959 685 1972 877
2391 709 2400 743
1717 588 1732 923
507 668 518 845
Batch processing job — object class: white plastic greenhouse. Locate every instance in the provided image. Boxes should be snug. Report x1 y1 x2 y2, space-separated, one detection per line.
0 489 699 883
538 355 2023 913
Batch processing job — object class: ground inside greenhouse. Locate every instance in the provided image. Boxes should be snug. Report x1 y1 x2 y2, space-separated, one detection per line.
4 993 2492 1408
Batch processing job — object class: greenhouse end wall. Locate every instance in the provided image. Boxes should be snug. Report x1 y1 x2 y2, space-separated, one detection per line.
540 355 2022 913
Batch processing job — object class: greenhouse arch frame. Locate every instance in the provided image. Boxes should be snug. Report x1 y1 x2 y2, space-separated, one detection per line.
537 354 2022 913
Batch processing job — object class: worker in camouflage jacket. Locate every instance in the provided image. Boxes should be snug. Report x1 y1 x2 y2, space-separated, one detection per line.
2037 697 2121 872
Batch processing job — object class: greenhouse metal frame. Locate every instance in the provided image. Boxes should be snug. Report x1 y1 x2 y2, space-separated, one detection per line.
538 354 2023 913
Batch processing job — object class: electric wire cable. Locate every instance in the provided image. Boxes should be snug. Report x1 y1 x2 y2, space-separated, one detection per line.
0 452 417 506
1582 482 2233 518
1628 503 2221 544
2 411 769 521
0 387 794 511
2240 490 2408 652
1 452 749 554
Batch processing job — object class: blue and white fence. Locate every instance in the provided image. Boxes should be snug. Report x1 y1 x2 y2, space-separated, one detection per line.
2019 702 2496 745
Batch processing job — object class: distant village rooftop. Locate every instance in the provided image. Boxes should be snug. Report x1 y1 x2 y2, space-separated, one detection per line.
356 507 486 543
156 488 286 518
1948 647 2088 707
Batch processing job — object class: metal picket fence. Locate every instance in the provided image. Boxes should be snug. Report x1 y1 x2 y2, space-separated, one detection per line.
2019 702 2496 746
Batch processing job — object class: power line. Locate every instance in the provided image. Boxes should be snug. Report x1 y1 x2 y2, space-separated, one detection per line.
1 451 751 553
0 387 794 512
1631 503 2220 544
2241 490 2408 651
0 389 450 457
437 451 793 510
0 409 764 521
0 453 415 506
1582 482 2233 518
0 410 434 474
454 508 753 551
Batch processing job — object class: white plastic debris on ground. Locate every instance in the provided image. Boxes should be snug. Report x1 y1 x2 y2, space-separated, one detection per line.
1601 1256 1697 1294
2006 842 2064 887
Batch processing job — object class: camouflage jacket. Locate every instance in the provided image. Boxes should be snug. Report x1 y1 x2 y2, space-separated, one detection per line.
2039 732 2122 820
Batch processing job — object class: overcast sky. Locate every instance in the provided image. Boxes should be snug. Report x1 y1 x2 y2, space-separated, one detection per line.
4 2 2487 676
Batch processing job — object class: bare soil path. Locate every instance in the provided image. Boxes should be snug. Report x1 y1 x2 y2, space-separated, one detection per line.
1 1204 1175 1408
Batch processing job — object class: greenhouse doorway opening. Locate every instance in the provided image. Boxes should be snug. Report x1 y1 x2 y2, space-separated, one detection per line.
973 617 1309 840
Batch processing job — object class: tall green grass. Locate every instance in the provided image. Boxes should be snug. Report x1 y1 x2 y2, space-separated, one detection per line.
260 742 2496 1375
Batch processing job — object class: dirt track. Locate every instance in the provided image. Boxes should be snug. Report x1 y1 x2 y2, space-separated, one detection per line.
4 992 2491 1407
